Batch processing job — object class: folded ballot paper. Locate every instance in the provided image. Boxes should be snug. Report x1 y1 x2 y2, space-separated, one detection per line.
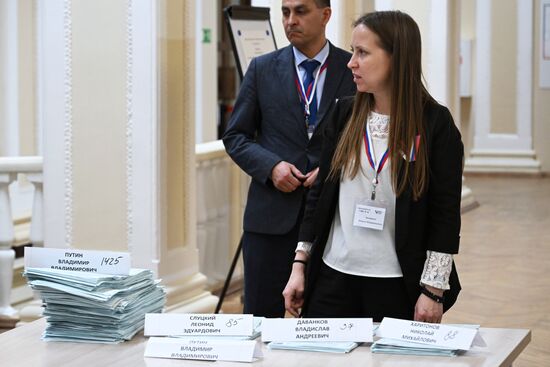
267 341 359 353
143 314 263 362
372 318 485 357
24 266 166 344
262 318 373 353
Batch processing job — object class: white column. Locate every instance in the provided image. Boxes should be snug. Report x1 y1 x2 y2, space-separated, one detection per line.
0 0 20 156
466 0 540 173
37 0 68 247
0 0 20 320
424 0 476 210
426 0 460 121
326 1 345 49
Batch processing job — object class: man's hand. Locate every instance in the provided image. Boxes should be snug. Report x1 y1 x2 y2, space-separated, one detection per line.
303 167 319 188
271 161 306 192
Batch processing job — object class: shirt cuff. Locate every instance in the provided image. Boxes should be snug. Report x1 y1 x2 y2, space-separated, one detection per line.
295 241 313 256
420 250 453 290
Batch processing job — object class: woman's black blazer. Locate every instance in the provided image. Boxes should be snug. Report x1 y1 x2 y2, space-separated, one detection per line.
299 96 463 314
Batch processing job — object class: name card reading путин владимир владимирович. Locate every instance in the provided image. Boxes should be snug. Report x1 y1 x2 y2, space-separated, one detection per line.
24 247 130 275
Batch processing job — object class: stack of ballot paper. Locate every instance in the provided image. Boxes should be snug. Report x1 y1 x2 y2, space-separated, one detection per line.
262 318 373 354
143 314 263 362
371 338 461 356
24 267 166 343
267 341 359 353
372 318 483 357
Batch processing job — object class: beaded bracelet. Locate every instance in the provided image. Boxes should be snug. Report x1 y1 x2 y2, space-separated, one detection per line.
420 286 445 303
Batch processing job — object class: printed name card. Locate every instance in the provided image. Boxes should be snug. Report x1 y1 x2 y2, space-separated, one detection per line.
261 318 373 342
144 338 262 363
144 313 254 337
377 318 478 350
24 247 130 275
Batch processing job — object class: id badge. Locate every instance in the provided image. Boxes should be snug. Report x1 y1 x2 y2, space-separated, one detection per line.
353 198 388 231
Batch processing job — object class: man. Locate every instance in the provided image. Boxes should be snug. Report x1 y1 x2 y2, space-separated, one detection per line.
223 0 355 317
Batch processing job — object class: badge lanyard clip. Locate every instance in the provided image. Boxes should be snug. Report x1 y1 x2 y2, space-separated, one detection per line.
364 126 389 201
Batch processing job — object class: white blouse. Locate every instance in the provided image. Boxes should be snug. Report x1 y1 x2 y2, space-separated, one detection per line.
322 112 401 277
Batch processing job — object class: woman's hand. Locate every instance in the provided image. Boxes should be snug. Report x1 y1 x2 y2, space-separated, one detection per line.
282 263 306 317
414 286 444 323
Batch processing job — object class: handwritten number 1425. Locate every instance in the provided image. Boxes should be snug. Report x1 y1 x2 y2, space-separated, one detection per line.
101 256 122 266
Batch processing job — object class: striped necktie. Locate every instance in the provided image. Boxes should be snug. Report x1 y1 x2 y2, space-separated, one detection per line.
300 59 321 130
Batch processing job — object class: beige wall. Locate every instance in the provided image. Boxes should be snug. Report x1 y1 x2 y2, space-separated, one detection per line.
534 0 550 172
159 0 196 251
490 0 517 135
71 0 127 249
18 0 36 156
461 0 476 39
460 0 475 158
390 0 430 90
341 1 375 53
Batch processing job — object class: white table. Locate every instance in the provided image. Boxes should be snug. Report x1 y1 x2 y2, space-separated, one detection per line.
1 318 530 367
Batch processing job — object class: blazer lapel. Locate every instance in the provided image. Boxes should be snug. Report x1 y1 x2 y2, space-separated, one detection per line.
316 43 347 128
275 46 308 139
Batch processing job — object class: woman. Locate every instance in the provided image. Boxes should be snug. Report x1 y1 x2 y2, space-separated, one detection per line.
282 11 463 323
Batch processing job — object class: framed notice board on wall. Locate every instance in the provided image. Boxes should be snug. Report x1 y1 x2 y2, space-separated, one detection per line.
224 5 278 80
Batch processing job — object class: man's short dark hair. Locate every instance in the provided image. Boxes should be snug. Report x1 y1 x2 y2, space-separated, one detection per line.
314 0 330 8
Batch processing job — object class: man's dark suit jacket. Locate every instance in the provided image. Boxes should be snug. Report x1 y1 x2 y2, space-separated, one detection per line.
299 96 463 313
223 43 356 235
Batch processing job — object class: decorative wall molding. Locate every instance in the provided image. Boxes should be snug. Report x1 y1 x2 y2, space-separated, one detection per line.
63 0 73 247
467 0 540 173
126 0 134 253
466 148 541 173
182 0 196 253
33 1 43 156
